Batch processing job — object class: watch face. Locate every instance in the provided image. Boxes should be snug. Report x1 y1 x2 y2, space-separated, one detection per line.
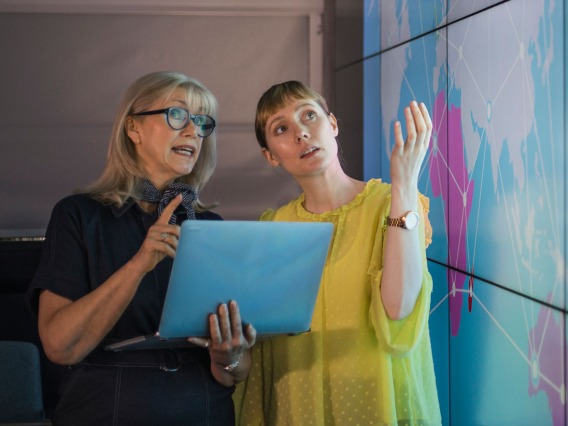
404 211 419 230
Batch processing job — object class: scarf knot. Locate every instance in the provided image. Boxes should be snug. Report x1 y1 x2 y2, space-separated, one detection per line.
135 179 197 224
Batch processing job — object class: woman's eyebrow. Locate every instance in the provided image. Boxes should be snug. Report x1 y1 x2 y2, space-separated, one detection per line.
295 102 313 111
168 98 188 106
268 103 315 128
267 115 285 129
168 98 204 113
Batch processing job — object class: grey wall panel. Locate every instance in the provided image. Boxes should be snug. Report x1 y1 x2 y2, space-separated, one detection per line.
0 13 309 233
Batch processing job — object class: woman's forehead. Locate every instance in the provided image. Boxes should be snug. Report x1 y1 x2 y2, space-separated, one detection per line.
268 97 319 117
160 87 207 112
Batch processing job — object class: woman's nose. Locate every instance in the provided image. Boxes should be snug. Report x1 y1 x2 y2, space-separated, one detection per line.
295 128 309 144
181 118 198 137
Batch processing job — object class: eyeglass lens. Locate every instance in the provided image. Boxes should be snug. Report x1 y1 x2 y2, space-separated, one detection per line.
167 107 215 137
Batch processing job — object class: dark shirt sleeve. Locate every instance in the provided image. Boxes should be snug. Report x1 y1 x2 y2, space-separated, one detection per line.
28 197 223 318
27 196 93 316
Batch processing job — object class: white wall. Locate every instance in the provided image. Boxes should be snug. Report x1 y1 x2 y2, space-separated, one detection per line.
0 0 324 236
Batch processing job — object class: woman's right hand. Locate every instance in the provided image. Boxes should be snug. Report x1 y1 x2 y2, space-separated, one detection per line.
130 194 183 274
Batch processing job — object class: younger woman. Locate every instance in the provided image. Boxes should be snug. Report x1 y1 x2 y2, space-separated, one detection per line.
235 81 441 425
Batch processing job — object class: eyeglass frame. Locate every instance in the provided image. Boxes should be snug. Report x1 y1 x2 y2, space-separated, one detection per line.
131 107 216 138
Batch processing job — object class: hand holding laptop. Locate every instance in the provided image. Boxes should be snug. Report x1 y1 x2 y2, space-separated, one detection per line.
189 300 256 382
144 199 256 383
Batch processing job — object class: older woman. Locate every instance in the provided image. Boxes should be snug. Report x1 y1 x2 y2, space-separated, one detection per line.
28 71 256 425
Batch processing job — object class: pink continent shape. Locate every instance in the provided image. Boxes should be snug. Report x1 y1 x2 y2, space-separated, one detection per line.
528 295 564 425
429 92 474 336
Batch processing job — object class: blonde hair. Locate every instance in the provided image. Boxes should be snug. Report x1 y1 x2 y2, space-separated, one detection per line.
81 71 218 212
255 80 330 149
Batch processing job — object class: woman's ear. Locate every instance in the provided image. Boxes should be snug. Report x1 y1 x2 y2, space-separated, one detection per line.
125 116 141 144
261 148 280 167
329 113 339 137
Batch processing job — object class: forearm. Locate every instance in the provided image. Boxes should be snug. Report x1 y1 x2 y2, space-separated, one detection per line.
381 100 432 319
38 260 146 365
381 184 423 320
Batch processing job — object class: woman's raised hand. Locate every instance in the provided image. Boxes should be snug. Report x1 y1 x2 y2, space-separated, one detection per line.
390 101 432 191
131 194 183 274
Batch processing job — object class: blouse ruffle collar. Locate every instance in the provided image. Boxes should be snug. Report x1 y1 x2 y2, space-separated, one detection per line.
294 178 380 220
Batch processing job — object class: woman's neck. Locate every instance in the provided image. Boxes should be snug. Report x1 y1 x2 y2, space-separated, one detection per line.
137 200 158 214
298 168 366 214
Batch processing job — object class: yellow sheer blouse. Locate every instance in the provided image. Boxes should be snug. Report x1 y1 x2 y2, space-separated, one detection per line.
234 179 441 425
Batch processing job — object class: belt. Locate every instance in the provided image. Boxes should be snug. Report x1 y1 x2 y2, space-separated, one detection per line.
78 343 208 372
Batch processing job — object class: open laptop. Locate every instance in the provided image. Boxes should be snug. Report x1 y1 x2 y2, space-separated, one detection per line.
105 220 333 351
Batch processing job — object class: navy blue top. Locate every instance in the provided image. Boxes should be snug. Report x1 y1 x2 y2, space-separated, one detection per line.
27 195 238 425
28 194 222 344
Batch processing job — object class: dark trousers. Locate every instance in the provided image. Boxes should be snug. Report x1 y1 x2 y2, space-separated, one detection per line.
52 348 235 426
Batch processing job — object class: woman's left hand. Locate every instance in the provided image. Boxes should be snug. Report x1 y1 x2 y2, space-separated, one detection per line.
188 300 256 385
390 100 432 191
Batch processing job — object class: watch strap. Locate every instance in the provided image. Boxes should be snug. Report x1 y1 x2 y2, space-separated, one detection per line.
386 211 419 230
386 216 405 228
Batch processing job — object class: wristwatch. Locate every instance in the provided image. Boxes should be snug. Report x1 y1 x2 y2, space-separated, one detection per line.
386 211 419 230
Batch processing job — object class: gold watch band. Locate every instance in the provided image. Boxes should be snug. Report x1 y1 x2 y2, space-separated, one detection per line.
386 211 419 230
386 217 404 227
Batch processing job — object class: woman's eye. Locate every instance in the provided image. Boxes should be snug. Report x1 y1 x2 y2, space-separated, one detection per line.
170 109 184 120
305 111 316 120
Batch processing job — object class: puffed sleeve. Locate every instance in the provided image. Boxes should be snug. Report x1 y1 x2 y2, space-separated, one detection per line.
419 194 432 248
259 209 276 222
367 194 433 357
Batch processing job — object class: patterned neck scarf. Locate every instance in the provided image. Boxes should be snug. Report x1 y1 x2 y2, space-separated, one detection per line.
135 179 197 223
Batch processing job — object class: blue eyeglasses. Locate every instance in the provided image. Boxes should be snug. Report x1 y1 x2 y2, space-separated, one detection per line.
132 107 216 138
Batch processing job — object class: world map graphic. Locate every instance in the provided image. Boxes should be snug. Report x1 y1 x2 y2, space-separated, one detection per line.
364 0 565 424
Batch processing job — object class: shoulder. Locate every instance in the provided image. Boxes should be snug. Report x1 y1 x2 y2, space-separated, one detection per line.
51 193 104 218
364 178 390 199
47 194 122 233
259 194 303 221
342 178 391 217
259 208 276 221
54 193 100 209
